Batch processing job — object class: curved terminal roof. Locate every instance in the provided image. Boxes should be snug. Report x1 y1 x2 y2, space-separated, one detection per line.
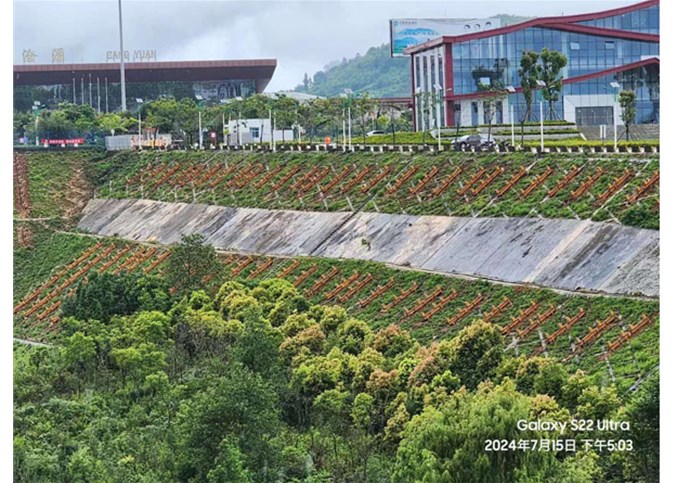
14 59 277 92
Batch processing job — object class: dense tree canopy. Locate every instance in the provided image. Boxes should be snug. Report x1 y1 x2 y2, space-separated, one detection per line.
14 271 659 482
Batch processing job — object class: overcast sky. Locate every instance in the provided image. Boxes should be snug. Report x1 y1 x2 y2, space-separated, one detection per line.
14 0 638 91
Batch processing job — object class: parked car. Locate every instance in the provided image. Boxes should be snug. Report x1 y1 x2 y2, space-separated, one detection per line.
451 134 496 150
366 130 386 137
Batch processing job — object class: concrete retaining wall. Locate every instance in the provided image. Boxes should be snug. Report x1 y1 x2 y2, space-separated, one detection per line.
78 199 659 297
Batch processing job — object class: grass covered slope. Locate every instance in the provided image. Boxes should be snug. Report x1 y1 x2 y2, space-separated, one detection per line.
14 235 658 393
15 150 107 220
96 150 659 230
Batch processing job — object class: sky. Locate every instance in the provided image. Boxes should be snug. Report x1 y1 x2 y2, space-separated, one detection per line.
13 0 641 92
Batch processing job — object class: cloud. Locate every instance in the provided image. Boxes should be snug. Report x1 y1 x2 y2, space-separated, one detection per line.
14 0 636 91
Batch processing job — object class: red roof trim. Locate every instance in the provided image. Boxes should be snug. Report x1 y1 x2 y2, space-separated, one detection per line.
405 0 658 54
446 57 659 101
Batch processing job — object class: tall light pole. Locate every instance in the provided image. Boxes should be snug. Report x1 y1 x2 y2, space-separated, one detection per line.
433 83 442 151
536 80 546 151
32 101 43 146
506 86 516 147
610 81 620 151
344 88 353 150
136 98 143 149
195 94 204 149
340 93 347 151
89 73 92 107
118 0 127 111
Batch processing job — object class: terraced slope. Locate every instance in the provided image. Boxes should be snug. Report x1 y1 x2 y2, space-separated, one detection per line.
96 151 659 229
12 235 658 393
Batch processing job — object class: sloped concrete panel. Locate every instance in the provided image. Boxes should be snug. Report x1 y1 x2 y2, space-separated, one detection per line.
77 199 659 297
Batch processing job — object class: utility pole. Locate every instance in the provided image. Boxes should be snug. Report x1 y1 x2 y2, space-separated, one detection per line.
118 0 127 111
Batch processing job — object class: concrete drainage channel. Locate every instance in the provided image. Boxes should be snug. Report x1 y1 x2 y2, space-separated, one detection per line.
78 198 658 298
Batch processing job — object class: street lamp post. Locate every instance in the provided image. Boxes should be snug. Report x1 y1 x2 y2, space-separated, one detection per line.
118 0 127 111
610 81 621 151
344 88 353 150
536 80 546 151
195 94 204 149
135 98 143 150
32 101 44 146
506 86 516 147
433 83 442 151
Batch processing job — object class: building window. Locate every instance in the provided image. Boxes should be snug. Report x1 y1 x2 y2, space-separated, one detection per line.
605 41 615 50
570 42 580 50
250 127 260 138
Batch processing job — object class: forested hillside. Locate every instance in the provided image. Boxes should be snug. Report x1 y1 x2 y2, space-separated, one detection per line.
293 15 532 97
14 235 659 482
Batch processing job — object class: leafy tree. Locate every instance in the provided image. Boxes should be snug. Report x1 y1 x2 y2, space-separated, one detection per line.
393 380 562 483
177 365 281 481
620 90 637 141
352 93 379 145
518 50 541 142
166 233 220 296
97 112 129 135
62 272 171 324
539 48 568 120
271 94 300 142
622 374 658 481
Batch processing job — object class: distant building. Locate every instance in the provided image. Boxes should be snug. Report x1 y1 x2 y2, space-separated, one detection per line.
13 59 277 112
226 118 294 145
405 0 659 128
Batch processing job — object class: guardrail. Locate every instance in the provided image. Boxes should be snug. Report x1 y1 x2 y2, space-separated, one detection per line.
95 141 660 155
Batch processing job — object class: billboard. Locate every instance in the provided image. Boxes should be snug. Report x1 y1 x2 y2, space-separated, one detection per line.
389 17 502 57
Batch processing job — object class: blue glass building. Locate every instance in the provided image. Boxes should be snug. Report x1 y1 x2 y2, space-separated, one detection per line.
406 0 659 129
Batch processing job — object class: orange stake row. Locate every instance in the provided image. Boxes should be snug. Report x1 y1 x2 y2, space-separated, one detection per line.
248 258 275 279
482 296 513 323
596 168 633 204
495 166 527 197
323 271 361 300
569 167 604 200
447 293 484 327
420 289 459 321
306 266 340 296
386 166 419 195
471 166 504 197
342 167 370 194
457 167 487 196
404 286 442 317
602 314 655 357
626 171 659 204
409 166 439 195
500 300 539 335
520 166 554 199
293 264 318 288
361 167 392 193
337 274 374 303
357 278 395 308
380 282 419 313
430 167 463 197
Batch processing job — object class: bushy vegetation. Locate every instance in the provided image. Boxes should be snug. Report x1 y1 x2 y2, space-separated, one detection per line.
14 273 659 482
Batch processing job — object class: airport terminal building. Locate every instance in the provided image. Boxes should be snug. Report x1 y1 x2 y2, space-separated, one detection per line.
13 59 277 112
406 0 659 129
